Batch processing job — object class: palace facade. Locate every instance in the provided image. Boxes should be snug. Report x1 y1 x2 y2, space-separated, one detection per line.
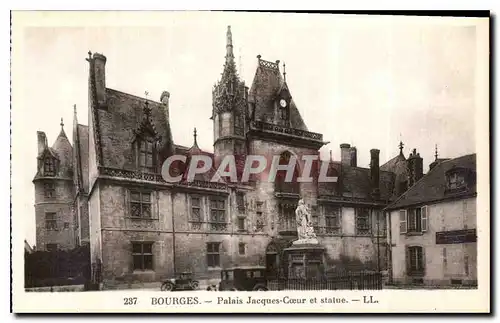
34 26 431 286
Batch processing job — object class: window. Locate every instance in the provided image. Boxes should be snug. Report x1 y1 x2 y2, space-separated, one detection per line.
399 210 407 234
209 199 226 231
132 242 153 271
234 113 244 136
275 151 299 194
237 217 246 231
44 157 55 176
190 196 202 222
130 191 152 218
404 206 428 233
45 212 57 230
356 208 370 235
138 138 156 173
407 246 425 275
324 205 341 234
238 242 246 255
44 183 55 198
63 222 70 229
207 242 220 267
46 243 58 252
236 193 245 211
448 172 465 190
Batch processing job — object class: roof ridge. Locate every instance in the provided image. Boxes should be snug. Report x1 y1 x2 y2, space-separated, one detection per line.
384 153 476 210
106 88 163 105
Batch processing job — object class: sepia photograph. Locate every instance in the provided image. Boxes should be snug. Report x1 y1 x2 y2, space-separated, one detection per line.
10 10 490 313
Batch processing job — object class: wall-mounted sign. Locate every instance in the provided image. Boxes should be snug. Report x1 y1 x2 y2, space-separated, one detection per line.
436 229 476 244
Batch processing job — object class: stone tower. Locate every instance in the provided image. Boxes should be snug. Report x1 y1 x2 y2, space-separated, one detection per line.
212 26 249 169
33 119 76 251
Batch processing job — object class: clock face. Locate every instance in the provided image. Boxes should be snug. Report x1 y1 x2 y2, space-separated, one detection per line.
279 99 287 108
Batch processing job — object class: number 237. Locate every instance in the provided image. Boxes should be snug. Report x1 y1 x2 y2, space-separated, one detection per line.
124 297 137 305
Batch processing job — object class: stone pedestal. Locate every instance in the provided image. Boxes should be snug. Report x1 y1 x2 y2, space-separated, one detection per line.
283 243 325 279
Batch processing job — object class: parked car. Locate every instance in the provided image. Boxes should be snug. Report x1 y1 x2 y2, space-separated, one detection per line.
218 266 268 291
160 272 199 291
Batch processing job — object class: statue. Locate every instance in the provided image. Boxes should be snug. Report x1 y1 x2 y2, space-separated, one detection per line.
293 199 318 245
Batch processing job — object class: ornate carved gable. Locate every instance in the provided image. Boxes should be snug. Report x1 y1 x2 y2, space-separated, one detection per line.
133 102 162 142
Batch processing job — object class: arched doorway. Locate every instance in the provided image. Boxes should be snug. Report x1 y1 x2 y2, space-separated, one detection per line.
265 238 294 279
265 243 279 279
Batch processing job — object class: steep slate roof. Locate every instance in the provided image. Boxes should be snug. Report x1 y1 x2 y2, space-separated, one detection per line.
94 88 174 170
248 58 307 131
385 154 476 210
317 161 395 202
52 127 73 179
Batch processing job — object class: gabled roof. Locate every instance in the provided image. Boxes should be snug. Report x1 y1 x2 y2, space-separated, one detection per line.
35 126 74 180
248 58 307 131
92 88 175 170
385 154 476 210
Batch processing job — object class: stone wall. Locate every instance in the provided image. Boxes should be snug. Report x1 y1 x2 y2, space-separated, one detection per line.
34 179 75 251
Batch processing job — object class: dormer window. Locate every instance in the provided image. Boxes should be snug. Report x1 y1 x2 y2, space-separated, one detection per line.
136 136 157 173
44 157 55 176
448 172 465 189
445 167 471 192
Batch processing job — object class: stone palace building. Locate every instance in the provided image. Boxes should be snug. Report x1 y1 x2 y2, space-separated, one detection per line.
33 26 431 286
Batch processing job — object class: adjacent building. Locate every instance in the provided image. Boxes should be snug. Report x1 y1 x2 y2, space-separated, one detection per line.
385 153 477 286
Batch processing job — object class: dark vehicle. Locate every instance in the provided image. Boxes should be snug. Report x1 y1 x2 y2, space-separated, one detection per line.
218 266 268 291
160 272 199 291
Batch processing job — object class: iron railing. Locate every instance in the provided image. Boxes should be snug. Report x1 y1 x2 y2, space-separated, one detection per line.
267 271 383 290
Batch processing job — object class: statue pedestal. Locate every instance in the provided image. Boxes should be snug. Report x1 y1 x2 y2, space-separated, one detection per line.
283 243 325 280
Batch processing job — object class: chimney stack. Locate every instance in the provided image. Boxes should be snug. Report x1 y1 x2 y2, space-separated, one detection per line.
407 148 424 186
340 143 351 166
37 131 48 156
370 149 380 199
160 91 170 120
92 53 107 108
349 147 357 167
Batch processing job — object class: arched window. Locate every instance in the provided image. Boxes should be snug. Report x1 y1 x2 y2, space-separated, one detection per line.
275 151 300 194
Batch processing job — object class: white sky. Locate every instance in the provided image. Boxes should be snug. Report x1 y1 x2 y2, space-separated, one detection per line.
12 12 485 246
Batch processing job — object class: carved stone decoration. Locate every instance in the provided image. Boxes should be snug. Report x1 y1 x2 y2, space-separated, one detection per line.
133 101 162 143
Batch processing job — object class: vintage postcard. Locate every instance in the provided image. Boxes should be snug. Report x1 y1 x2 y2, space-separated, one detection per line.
10 11 490 313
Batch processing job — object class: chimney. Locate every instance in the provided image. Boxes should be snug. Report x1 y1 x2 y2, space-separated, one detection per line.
340 143 351 166
160 91 170 120
407 148 424 186
370 149 380 199
349 147 357 167
92 53 107 108
37 131 48 156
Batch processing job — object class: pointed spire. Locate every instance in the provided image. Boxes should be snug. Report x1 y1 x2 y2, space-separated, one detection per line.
193 127 198 147
398 140 404 155
226 25 234 64
60 117 64 128
435 144 438 161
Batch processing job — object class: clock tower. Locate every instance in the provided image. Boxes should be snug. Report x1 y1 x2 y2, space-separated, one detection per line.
275 64 292 127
